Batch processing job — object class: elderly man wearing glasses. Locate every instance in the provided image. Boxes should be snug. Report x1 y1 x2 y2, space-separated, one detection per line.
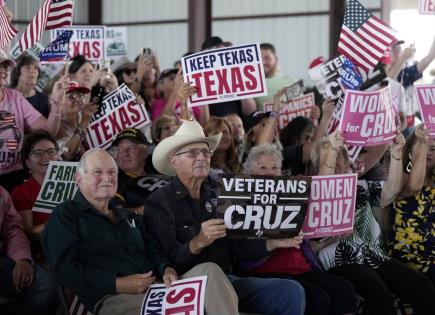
144 119 306 315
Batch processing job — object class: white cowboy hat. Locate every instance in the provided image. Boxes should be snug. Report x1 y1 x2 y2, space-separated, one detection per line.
152 119 222 176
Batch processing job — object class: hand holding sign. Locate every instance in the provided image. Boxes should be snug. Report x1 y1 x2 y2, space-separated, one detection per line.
163 266 178 288
328 131 345 150
190 219 227 254
389 132 405 161
116 271 156 294
322 97 335 118
266 231 304 251
273 87 288 112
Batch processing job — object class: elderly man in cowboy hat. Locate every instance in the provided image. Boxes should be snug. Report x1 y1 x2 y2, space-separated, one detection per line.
145 120 306 315
42 148 239 315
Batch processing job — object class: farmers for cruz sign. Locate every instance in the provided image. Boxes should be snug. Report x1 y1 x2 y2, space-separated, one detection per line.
140 277 207 315
302 174 357 238
86 84 151 149
217 175 311 239
33 161 79 214
182 43 267 107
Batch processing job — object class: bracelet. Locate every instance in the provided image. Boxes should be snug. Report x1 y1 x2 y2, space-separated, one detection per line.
391 154 402 161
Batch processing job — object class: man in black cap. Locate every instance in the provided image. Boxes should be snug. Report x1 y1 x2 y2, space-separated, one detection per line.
111 128 161 214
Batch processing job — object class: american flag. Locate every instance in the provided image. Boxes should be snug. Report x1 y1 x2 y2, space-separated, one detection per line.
0 2 17 49
338 0 396 72
19 0 73 52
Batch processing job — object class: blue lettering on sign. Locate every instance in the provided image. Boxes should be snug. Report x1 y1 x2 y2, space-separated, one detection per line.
340 57 363 90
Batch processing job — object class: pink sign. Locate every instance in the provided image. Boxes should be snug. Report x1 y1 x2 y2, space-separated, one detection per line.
419 0 435 14
415 84 435 137
338 86 396 146
302 174 357 239
263 93 315 130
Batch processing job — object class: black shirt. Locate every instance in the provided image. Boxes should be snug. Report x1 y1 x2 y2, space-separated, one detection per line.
27 91 50 118
144 176 270 274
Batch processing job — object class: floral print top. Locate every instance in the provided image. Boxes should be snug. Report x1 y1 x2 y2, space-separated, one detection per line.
318 180 390 271
389 177 435 274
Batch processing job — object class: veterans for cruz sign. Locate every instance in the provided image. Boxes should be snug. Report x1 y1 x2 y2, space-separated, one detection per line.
140 277 207 315
86 84 151 149
302 174 357 239
217 174 311 239
33 161 79 214
339 85 396 146
264 92 316 130
415 84 435 138
51 26 106 63
181 43 267 107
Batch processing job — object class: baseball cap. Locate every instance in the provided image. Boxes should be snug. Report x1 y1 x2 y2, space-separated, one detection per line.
0 49 16 68
67 81 91 94
112 128 149 146
245 111 272 132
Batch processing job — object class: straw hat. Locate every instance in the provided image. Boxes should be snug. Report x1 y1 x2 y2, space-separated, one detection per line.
152 119 222 176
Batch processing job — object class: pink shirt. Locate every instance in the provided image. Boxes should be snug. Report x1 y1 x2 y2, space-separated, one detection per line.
151 98 201 121
0 88 42 175
0 186 31 262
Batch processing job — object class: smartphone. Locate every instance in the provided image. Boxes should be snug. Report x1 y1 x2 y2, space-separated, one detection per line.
142 48 153 58
98 58 111 73
90 84 107 105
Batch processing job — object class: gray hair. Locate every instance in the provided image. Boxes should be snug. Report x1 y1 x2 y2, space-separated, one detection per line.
243 143 283 174
77 148 118 176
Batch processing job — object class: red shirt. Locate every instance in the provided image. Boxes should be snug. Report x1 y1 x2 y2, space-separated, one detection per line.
11 176 50 225
251 248 312 275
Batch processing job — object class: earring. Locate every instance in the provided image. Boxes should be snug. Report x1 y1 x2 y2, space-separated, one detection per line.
406 153 412 173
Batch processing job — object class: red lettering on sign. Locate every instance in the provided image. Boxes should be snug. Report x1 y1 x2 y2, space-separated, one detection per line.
119 107 132 129
127 101 141 123
191 73 203 97
108 111 121 134
215 68 230 94
243 65 257 90
91 42 101 59
165 305 195 315
100 116 112 141
89 124 103 144
166 288 195 304
82 42 91 59
204 71 216 96
230 67 244 92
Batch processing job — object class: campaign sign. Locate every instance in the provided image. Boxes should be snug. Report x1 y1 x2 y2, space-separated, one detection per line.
33 161 79 214
308 55 386 99
9 42 44 60
339 85 396 146
415 84 435 137
86 84 151 149
217 174 311 239
181 43 267 107
264 93 316 130
51 26 106 63
106 27 128 58
140 276 207 315
302 174 357 238
419 0 435 14
285 79 305 101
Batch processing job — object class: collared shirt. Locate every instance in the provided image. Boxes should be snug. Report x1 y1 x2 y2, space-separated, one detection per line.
42 191 171 311
0 186 31 262
144 176 270 275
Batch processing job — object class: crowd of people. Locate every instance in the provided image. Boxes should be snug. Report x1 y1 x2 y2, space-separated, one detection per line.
1 6 435 313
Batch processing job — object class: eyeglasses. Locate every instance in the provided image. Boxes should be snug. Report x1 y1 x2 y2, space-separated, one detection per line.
67 93 86 102
30 148 59 158
124 69 137 75
175 148 212 158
